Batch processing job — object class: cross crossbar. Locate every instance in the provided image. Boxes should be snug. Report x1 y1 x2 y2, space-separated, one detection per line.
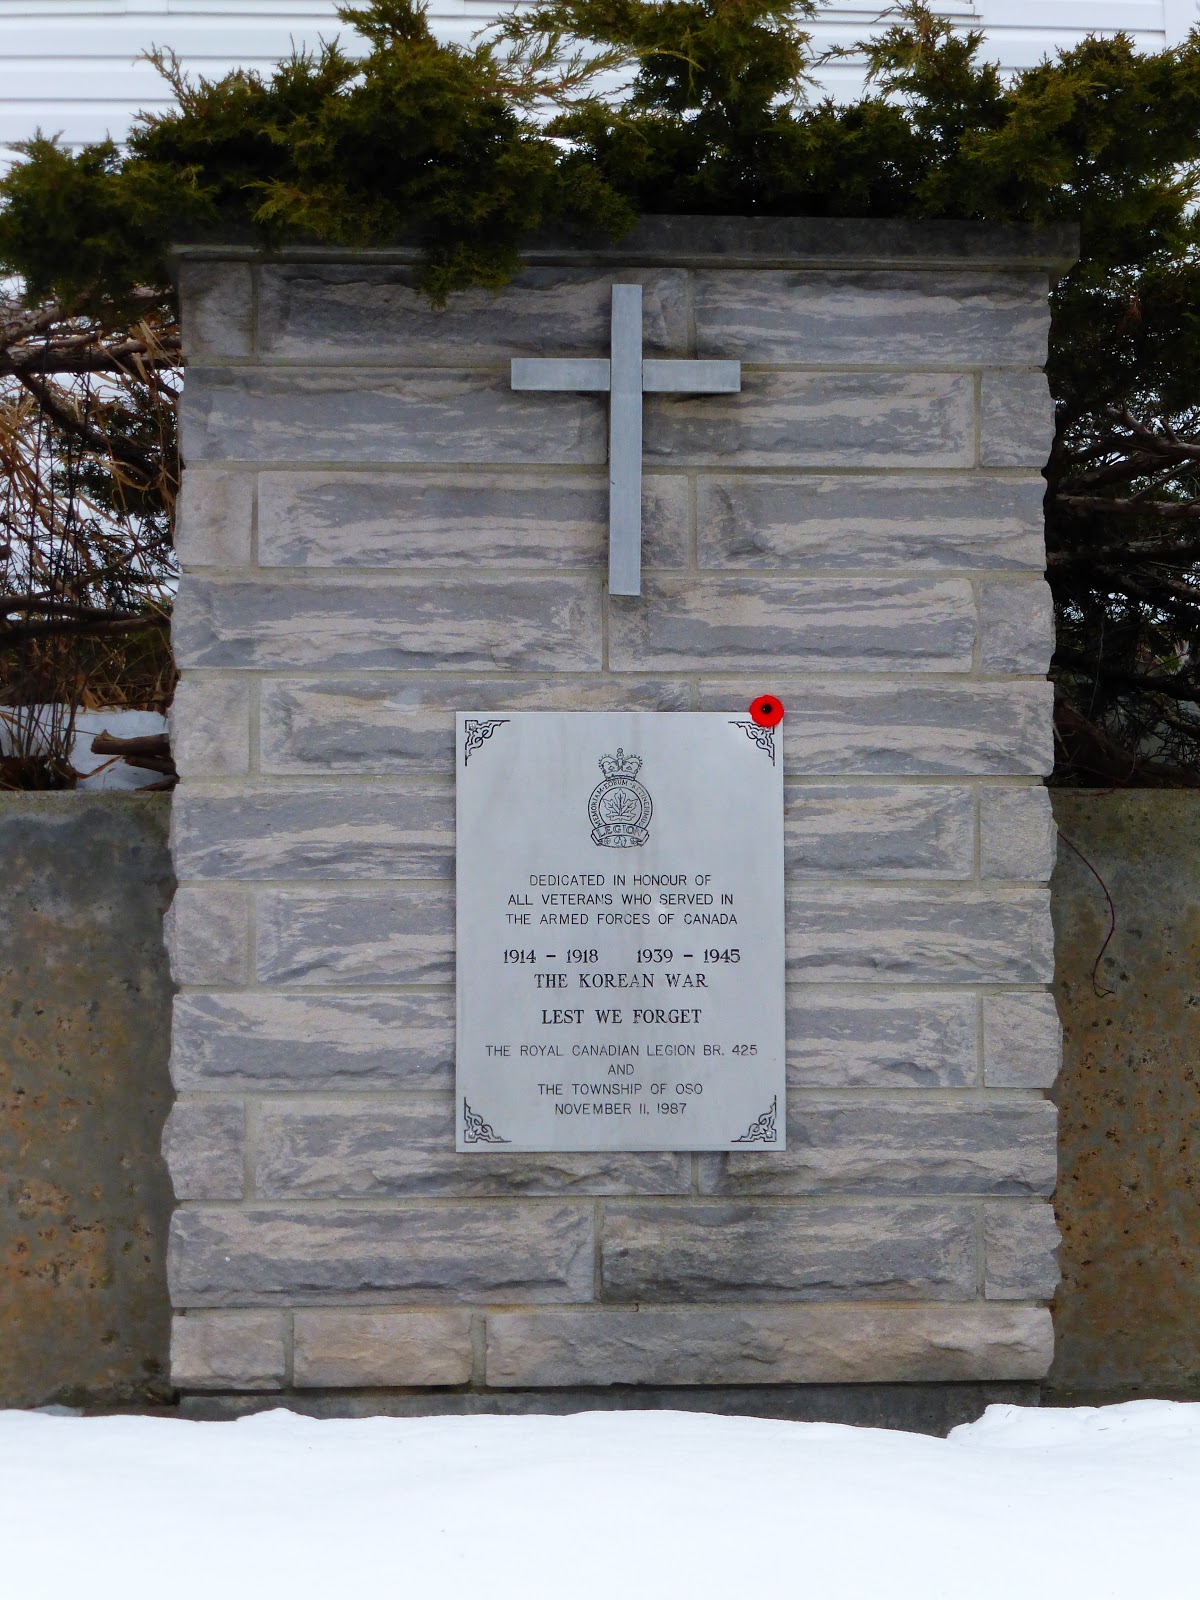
511 284 741 596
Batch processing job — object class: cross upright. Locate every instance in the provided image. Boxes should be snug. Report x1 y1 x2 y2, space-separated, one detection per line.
511 284 741 597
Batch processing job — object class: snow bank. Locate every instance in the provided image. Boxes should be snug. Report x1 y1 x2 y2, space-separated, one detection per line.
1 1401 1197 1599
0 706 167 789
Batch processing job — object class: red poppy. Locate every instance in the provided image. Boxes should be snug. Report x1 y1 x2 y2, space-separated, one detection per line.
748 695 784 727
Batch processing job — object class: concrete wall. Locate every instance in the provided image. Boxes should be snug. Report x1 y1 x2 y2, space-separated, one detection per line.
1048 791 1200 1398
0 795 174 1408
165 218 1071 1403
3 788 1196 1408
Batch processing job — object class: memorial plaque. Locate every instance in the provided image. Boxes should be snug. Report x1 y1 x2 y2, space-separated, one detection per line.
455 712 785 1151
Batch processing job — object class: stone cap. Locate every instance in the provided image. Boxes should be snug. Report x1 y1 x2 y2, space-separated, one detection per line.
172 215 1080 278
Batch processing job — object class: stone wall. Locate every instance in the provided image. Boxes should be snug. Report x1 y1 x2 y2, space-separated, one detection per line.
166 218 1072 1401
0 794 174 1408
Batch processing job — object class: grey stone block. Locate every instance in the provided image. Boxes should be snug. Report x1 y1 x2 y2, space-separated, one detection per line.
292 1309 474 1388
180 367 606 465
600 1201 977 1301
174 575 602 672
643 371 974 468
171 1310 286 1391
698 1096 1057 1197
162 1100 245 1201
697 473 1046 572
254 1100 691 1198
257 264 689 362
609 577 976 672
699 679 1054 776
787 990 977 1088
168 1203 595 1305
693 269 1050 366
486 1304 1055 1386
785 783 974 878
255 887 453 986
260 676 692 775
785 886 1054 983
174 470 253 567
979 579 1055 675
984 1201 1061 1299
982 993 1062 1088
981 370 1055 468
163 885 250 987
171 783 454 881
257 469 689 570
169 676 251 779
981 785 1057 880
171 992 455 1092
177 261 254 361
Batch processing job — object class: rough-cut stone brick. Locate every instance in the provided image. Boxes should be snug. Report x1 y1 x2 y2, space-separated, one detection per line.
486 1303 1055 1386
255 887 453 986
698 1097 1057 1197
162 1100 245 1200
785 886 1054 983
177 261 254 361
169 676 251 779
600 1201 977 1301
171 1310 286 1391
981 785 1057 880
785 783 973 878
983 993 1062 1088
169 1204 595 1305
984 1201 1061 1299
259 676 692 775
979 579 1055 674
180 368 607 466
257 470 689 570
171 783 453 881
256 265 689 362
163 885 250 987
174 575 603 672
171 992 454 1092
173 470 253 567
292 1309 474 1388
787 990 977 1088
609 577 976 673
643 371 975 468
693 269 1050 366
254 1100 691 1198
167 229 1066 1393
697 473 1046 572
981 370 1055 467
699 679 1054 776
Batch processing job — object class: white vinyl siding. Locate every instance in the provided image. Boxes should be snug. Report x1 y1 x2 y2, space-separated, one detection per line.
0 0 1194 152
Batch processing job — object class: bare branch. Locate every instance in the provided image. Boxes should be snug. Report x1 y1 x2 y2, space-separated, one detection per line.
1053 652 1200 705
0 612 167 647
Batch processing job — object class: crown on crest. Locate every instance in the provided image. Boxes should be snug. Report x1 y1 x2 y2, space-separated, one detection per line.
598 748 642 780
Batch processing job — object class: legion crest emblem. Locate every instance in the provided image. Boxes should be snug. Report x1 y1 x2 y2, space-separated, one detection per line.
589 749 652 848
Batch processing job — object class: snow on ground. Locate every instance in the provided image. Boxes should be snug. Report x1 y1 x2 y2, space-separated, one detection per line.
0 706 167 789
2 1401 1198 1599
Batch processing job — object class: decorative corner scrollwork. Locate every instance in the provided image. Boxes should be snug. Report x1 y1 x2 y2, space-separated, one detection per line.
462 1098 510 1145
732 1094 778 1145
463 718 509 766
728 719 776 766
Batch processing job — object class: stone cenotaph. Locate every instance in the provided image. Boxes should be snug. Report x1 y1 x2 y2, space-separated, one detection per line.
164 217 1072 1422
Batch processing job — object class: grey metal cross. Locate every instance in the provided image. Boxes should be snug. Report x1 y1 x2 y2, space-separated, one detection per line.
511 284 741 596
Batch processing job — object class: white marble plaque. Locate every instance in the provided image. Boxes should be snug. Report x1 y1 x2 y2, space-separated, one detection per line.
455 712 785 1151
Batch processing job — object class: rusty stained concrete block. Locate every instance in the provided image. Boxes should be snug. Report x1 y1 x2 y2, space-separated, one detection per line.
0 795 175 1407
1048 790 1200 1396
